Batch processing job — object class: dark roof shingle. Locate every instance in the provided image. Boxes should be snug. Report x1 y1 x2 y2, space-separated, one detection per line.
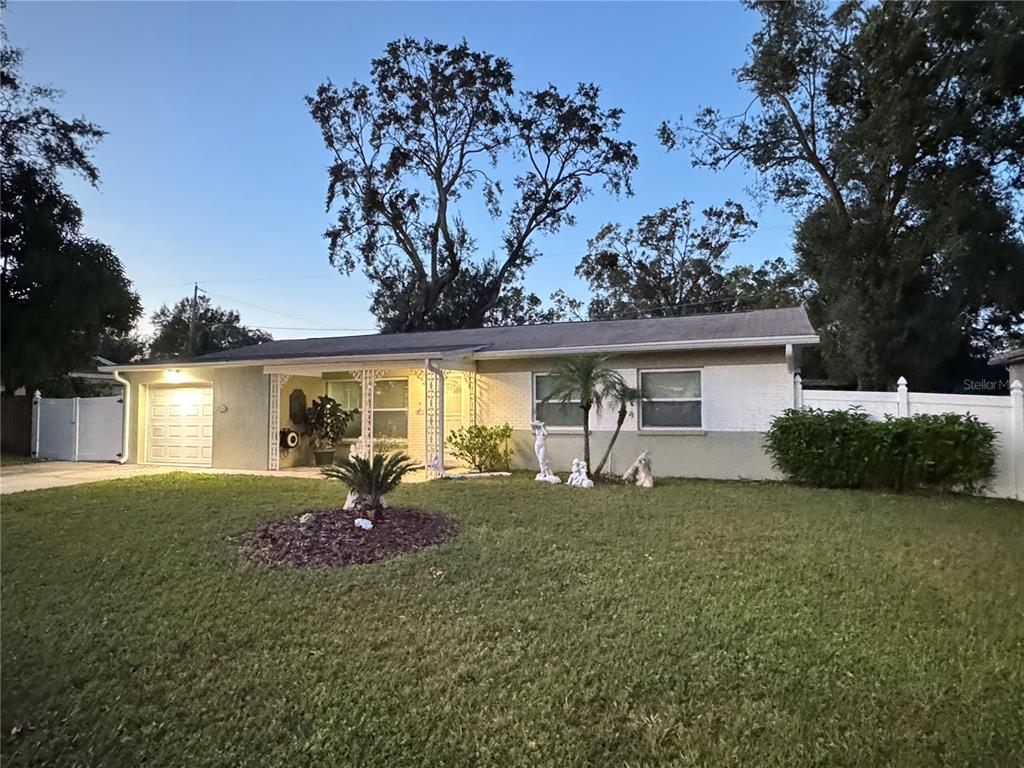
189 306 816 364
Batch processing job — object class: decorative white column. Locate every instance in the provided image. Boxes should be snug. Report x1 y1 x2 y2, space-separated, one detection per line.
423 362 445 478
267 373 288 470
350 369 377 459
793 374 803 409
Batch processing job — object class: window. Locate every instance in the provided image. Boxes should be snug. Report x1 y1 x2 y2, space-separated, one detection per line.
533 373 581 428
639 370 702 429
327 379 362 438
327 377 409 440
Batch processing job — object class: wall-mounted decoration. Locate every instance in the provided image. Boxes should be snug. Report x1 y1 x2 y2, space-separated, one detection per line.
289 389 307 425
280 428 299 451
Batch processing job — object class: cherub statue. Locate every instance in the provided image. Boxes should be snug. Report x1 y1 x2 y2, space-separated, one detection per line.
568 458 594 489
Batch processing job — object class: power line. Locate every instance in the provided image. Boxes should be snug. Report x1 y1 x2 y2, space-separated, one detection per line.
137 274 338 289
200 288 342 330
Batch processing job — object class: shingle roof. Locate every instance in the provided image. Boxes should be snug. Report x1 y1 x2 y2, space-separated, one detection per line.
182 306 816 364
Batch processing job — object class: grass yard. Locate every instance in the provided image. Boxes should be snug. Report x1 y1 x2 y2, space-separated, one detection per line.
2 474 1022 767
0 453 34 466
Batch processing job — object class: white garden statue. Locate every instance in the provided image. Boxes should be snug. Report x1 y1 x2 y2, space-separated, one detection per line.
530 421 561 484
567 458 594 489
622 451 654 488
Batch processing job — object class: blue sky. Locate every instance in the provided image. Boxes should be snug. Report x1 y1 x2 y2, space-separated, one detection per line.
9 1 795 339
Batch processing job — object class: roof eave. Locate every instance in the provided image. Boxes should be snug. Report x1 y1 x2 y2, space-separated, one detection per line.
989 348 1024 367
470 334 820 360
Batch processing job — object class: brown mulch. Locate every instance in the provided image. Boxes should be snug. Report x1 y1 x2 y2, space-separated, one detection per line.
239 507 456 569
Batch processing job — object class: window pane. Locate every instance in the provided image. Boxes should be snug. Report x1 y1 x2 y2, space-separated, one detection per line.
373 379 408 409
534 374 560 401
535 401 581 428
641 371 701 400
641 400 702 428
373 410 408 439
535 374 582 403
327 381 362 437
327 380 359 410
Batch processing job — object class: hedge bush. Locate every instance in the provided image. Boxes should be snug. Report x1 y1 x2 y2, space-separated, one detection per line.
765 408 997 492
447 423 513 472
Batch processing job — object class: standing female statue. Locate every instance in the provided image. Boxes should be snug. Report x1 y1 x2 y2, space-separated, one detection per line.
530 421 560 483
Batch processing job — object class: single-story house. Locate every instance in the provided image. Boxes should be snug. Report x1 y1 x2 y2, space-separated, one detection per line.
99 306 818 479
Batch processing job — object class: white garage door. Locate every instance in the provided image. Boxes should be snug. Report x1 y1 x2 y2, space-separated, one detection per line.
147 386 213 466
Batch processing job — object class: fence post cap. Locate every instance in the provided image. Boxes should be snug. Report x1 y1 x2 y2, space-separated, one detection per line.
1011 379 1023 394
794 373 802 383
896 376 908 388
32 389 42 400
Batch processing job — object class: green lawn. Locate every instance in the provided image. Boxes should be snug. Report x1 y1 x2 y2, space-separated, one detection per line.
2 474 1022 767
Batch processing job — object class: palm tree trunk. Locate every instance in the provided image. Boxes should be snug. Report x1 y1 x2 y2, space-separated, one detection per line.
582 405 591 468
594 404 627 476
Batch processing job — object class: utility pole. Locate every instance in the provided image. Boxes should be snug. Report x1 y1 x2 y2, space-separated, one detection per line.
186 282 200 357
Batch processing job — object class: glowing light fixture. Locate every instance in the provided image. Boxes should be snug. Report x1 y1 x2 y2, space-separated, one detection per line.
164 369 188 384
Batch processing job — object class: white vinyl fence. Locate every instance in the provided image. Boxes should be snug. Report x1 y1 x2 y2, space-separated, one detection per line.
32 392 125 462
795 375 1023 500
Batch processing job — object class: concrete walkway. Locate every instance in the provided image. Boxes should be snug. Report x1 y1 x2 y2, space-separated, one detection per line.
0 461 326 495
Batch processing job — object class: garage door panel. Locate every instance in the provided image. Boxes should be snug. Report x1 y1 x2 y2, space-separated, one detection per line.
147 386 213 466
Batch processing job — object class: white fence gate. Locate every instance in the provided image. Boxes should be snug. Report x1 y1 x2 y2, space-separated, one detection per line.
32 392 125 462
795 375 1024 500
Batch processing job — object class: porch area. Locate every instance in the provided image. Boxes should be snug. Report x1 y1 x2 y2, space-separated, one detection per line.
266 355 480 477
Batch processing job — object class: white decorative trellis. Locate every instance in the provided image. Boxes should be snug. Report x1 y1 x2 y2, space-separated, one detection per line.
267 373 289 470
423 364 447 478
467 371 479 426
349 369 381 459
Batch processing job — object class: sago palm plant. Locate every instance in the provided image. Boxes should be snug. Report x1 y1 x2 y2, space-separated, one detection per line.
321 452 417 517
541 355 624 469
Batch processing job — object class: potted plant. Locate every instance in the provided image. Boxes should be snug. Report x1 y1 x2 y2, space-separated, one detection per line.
305 395 357 466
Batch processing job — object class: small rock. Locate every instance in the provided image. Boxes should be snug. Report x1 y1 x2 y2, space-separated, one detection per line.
298 513 314 525
354 518 373 531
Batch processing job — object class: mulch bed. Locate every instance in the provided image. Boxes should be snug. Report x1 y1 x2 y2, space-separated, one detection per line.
239 507 456 569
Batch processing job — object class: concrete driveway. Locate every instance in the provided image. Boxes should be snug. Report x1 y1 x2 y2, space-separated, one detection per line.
0 461 326 495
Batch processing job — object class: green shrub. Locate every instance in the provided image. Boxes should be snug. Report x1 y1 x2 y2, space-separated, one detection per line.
765 408 997 493
447 423 513 472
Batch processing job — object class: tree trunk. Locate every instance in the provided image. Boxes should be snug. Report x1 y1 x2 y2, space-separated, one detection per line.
593 404 627 476
582 406 591 468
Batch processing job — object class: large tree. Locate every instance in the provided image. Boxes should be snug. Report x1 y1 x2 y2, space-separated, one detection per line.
1 33 141 391
307 38 637 332
661 1 1024 389
572 200 805 320
149 295 272 359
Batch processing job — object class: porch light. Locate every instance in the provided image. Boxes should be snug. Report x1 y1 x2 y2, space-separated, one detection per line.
164 369 188 383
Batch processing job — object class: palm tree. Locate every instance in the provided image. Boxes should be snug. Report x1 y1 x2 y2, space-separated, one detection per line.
592 379 641 476
541 355 624 469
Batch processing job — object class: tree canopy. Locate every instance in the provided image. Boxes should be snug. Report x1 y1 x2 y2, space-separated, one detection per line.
308 38 637 332
0 32 141 391
149 295 272 359
570 200 805 320
662 0 1024 389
